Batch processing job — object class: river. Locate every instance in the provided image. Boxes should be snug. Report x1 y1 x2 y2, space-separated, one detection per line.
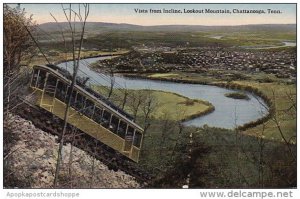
241 41 296 49
58 57 268 129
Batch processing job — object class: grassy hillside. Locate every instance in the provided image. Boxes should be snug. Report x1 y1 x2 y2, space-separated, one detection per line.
233 81 296 142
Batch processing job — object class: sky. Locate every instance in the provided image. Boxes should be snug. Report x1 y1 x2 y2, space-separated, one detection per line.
7 3 296 26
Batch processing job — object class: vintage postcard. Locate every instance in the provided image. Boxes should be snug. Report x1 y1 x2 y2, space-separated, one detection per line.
2 2 297 198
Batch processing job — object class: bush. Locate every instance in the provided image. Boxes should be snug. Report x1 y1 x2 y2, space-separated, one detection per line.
225 92 250 100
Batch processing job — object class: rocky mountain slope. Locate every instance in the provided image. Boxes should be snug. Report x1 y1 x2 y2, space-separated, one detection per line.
4 113 140 188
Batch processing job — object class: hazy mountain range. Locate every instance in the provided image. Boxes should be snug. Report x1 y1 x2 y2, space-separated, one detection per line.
38 22 296 33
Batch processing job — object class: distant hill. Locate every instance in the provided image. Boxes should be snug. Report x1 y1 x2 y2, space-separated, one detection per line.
38 22 141 32
38 22 296 33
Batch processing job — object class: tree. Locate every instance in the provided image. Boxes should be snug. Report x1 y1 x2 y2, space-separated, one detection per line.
141 90 159 135
121 83 129 109
107 65 115 99
159 111 175 158
3 4 36 114
3 4 35 76
128 90 145 122
53 3 90 187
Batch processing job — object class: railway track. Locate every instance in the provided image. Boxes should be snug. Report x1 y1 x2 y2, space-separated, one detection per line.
13 99 153 186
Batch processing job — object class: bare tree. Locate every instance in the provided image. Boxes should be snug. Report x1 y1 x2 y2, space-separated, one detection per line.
121 83 129 109
141 90 159 135
66 126 80 188
159 111 175 158
270 90 296 161
242 88 296 187
107 66 115 99
53 3 90 187
257 123 266 188
233 106 243 186
128 90 145 122
170 123 185 159
283 89 296 120
89 142 98 188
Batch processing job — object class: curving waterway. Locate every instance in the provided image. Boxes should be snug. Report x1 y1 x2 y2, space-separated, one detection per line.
241 41 296 49
58 56 269 129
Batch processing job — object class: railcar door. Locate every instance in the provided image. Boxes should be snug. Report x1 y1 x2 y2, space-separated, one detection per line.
40 74 58 112
123 126 134 152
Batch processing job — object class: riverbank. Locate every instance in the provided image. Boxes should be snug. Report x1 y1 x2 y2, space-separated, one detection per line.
121 73 273 132
53 51 129 66
159 90 215 122
27 50 129 66
143 89 215 121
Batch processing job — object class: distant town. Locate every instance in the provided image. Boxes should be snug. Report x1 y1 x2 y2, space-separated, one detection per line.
96 46 296 80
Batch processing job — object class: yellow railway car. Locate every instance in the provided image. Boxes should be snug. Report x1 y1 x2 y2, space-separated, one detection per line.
30 65 144 162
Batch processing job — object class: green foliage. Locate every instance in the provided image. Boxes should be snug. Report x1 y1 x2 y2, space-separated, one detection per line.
144 124 296 188
4 4 36 73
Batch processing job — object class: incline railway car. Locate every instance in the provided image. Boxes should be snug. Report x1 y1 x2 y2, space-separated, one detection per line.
30 64 144 162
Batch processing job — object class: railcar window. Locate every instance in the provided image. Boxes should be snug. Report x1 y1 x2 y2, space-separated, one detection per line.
126 126 134 140
110 115 119 134
56 81 68 102
93 106 103 124
69 90 77 108
118 121 127 138
75 93 85 111
47 75 57 88
84 99 94 118
133 131 142 148
64 86 69 103
37 70 46 90
82 96 87 111
31 69 39 87
102 110 111 128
